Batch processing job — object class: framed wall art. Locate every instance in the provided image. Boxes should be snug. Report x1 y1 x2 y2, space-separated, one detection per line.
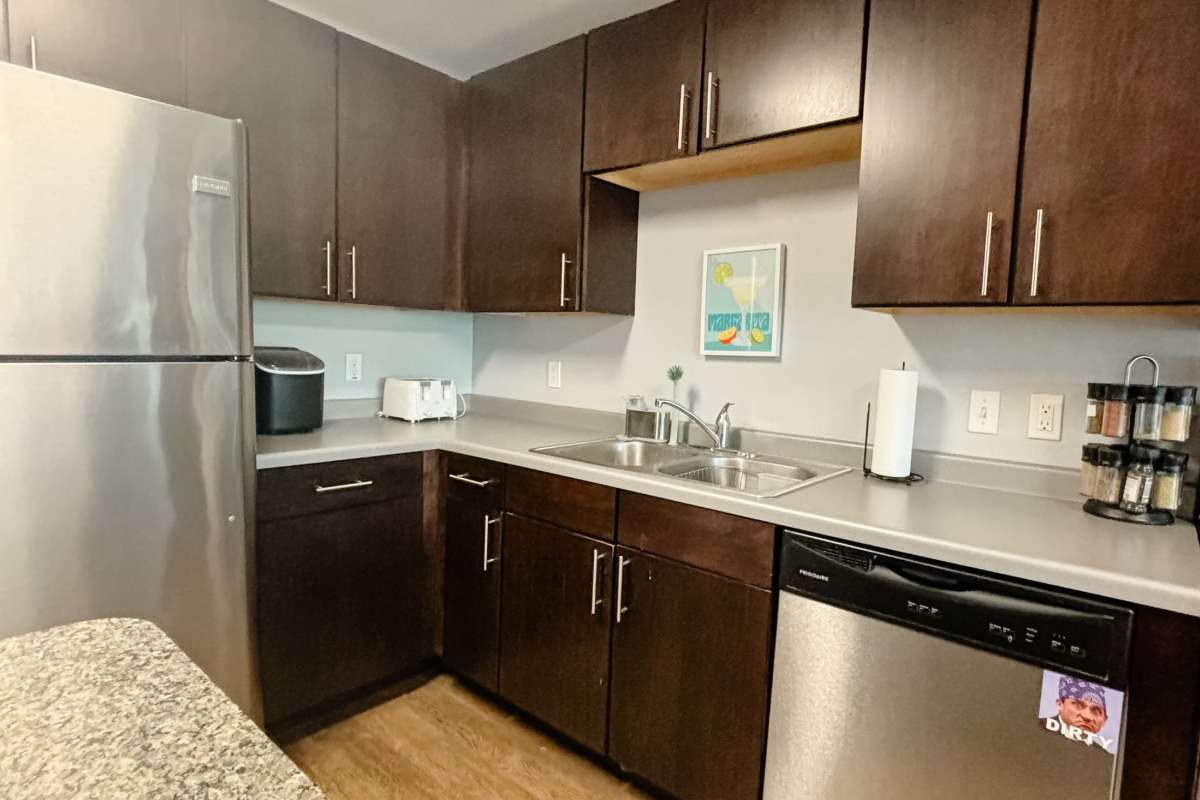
699 243 785 357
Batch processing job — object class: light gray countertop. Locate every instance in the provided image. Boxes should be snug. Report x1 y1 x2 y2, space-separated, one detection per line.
257 412 1200 617
0 618 322 800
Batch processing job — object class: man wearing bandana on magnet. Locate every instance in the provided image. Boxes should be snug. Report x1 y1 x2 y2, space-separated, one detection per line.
1040 676 1116 754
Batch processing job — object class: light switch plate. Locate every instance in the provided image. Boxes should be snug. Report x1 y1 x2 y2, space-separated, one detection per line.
968 390 1001 435
547 360 562 389
1027 393 1064 440
345 353 363 382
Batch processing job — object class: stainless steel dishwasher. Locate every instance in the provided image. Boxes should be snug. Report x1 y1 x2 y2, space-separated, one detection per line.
764 530 1134 800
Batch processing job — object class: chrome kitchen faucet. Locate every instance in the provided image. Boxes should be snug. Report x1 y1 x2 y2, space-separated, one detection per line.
654 399 735 450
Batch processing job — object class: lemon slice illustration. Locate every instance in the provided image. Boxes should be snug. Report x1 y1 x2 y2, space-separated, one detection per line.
750 328 765 344
713 261 733 285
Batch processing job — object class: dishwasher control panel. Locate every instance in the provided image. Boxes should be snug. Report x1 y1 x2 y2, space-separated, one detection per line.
781 530 1134 688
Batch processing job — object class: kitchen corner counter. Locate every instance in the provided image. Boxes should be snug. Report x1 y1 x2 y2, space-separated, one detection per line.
0 618 322 800
256 413 1200 617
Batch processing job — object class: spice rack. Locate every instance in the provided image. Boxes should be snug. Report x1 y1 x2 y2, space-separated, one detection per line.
1081 355 1194 526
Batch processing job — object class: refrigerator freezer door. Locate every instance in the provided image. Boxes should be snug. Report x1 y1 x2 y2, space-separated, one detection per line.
0 63 248 357
0 361 259 718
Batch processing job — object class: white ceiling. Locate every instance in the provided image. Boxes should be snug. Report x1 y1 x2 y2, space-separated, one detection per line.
269 0 672 80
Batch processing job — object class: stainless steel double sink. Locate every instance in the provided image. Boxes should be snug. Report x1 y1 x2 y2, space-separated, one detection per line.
530 437 852 498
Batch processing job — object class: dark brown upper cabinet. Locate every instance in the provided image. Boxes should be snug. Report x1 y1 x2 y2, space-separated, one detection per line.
186 0 338 302
498 514 613 753
702 0 865 149
338 34 465 310
467 37 585 312
850 0 1032 307
608 547 773 800
583 0 706 172
467 37 637 315
7 0 185 104
1012 0 1200 305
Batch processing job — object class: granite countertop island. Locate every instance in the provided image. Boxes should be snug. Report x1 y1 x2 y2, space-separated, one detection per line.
257 402 1200 617
0 618 322 800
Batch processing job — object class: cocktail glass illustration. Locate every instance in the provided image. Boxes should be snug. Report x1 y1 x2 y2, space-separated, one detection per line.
722 266 767 346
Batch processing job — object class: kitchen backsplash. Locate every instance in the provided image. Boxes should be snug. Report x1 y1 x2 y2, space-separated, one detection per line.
253 298 474 400
472 162 1200 470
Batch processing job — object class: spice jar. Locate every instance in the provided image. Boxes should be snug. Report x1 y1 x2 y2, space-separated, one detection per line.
1152 451 1189 513
1101 384 1131 438
1085 383 1105 435
1161 386 1196 443
1080 444 1100 497
1093 447 1126 505
1120 446 1159 515
1132 385 1166 441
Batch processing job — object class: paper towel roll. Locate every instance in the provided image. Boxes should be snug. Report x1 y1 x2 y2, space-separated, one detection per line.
873 368 919 478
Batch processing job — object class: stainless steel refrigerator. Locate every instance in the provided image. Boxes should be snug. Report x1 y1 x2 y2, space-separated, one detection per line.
0 63 259 719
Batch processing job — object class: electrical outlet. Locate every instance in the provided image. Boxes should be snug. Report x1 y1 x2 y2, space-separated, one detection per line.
1027 393 1064 440
968 390 1001 435
547 360 562 389
345 353 363 382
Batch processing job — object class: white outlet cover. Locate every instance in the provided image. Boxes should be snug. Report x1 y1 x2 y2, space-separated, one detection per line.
1027 393 1064 441
547 360 562 389
345 353 363 382
968 390 1001 435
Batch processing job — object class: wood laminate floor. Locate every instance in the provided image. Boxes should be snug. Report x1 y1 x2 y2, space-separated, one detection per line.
285 674 651 800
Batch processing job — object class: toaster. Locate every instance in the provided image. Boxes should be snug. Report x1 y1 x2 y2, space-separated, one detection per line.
382 378 459 422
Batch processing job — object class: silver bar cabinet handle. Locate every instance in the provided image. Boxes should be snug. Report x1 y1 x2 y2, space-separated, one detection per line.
615 556 632 623
590 549 606 615
482 515 501 572
676 83 691 151
559 253 571 309
980 211 994 297
313 479 373 494
346 245 357 299
704 72 718 142
449 472 496 488
1030 208 1045 297
321 240 333 297
30 36 38 71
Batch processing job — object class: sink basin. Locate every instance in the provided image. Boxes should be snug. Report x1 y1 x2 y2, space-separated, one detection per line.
532 438 682 468
531 437 851 498
657 455 816 493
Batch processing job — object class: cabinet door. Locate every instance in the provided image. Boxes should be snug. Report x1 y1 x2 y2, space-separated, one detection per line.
185 0 337 302
498 514 612 753
7 0 185 104
583 0 706 172
609 548 773 800
1013 1 1200 305
850 1 1031 307
703 0 864 148
443 499 503 692
257 497 429 727
338 34 464 310
467 37 585 312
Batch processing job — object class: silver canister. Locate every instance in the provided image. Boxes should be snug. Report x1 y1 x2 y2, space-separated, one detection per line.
625 408 672 442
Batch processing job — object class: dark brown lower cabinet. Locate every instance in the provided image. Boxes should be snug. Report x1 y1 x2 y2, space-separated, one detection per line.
1120 607 1200 799
442 499 503 692
498 514 613 753
608 547 774 800
257 458 429 730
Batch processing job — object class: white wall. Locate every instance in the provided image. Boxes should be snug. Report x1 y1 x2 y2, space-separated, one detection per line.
254 298 473 400
473 162 1200 468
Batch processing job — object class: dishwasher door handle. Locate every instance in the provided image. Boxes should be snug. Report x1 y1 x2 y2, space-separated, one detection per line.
881 562 979 593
